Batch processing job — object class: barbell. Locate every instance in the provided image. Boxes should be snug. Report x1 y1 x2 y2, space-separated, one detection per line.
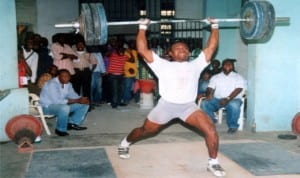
55 1 290 46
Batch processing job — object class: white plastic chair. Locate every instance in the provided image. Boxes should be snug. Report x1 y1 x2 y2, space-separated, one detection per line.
198 94 246 131
29 93 54 135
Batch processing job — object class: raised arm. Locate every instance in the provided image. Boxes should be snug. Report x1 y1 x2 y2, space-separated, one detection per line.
203 19 219 63
136 18 153 63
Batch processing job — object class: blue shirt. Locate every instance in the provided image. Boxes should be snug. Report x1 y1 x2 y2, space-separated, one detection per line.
92 52 106 73
198 79 209 95
39 77 80 107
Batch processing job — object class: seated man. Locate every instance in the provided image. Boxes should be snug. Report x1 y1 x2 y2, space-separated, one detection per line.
39 69 90 136
201 59 246 134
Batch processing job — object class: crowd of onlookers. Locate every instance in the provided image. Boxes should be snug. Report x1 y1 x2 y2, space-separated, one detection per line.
17 30 145 109
17 28 205 110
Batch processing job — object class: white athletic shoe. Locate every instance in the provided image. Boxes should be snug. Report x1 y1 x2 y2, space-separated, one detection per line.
34 136 42 143
118 145 130 159
207 163 226 177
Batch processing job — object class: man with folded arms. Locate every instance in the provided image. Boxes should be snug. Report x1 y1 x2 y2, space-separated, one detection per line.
39 69 89 136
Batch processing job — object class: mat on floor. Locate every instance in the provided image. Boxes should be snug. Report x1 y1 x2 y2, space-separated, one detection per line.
25 148 116 178
220 142 300 176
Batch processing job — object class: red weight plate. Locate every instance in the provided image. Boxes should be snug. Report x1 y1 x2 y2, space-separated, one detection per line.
5 114 43 141
292 112 300 135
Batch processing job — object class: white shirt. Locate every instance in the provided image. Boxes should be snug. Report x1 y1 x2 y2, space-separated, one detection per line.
208 71 246 99
148 52 209 104
23 48 38 83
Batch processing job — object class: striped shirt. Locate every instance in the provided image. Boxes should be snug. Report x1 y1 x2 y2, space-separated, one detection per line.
107 52 128 75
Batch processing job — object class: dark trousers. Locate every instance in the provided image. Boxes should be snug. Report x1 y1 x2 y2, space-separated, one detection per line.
71 68 92 98
108 74 124 108
102 74 111 103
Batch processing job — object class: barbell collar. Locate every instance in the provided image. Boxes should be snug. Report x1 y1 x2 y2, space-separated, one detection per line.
55 21 80 28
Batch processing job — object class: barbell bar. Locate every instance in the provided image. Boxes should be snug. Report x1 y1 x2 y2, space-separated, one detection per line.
54 18 253 29
55 17 291 28
55 1 290 46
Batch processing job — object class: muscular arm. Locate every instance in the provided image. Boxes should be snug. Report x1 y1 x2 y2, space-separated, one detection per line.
136 30 153 63
68 97 89 104
203 27 219 63
227 88 243 100
61 53 78 60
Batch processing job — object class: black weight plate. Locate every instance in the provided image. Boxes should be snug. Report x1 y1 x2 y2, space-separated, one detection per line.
240 1 259 39
89 3 101 45
240 1 275 41
96 3 108 45
80 3 95 46
257 1 275 41
80 3 108 46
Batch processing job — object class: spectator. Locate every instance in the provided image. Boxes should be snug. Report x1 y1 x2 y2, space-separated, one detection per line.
36 37 53 79
23 37 38 84
71 41 97 99
197 69 212 101
209 59 221 75
123 40 139 105
101 46 112 104
107 45 129 108
39 69 90 136
201 59 246 134
90 46 106 106
51 33 78 75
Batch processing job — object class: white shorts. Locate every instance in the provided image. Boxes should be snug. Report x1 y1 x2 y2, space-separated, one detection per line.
147 98 199 124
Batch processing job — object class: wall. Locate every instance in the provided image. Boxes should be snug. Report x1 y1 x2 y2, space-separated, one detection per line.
203 0 248 78
175 0 203 19
16 0 37 32
0 1 30 142
36 0 79 42
247 0 300 131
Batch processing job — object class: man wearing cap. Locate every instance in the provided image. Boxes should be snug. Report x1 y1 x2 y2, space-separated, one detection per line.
201 58 246 134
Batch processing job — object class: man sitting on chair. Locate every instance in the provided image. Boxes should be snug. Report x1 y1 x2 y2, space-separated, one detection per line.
201 59 246 134
39 69 89 136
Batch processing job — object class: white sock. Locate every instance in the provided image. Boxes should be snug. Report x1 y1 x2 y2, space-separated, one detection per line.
208 158 219 165
120 137 131 147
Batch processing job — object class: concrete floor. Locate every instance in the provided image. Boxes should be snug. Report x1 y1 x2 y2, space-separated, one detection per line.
1 102 300 178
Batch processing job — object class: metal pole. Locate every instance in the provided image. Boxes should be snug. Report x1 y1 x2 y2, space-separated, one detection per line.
54 17 290 29
106 18 253 26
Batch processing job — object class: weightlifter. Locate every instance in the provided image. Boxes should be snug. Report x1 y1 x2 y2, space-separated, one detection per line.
118 18 226 177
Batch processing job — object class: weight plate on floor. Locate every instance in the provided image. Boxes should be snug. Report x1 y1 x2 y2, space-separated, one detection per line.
5 114 42 142
240 1 275 41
